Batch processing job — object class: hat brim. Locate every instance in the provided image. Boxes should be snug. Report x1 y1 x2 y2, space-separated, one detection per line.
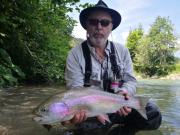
79 6 121 30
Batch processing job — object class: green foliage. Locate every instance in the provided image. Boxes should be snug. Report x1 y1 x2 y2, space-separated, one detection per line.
174 59 180 73
23 0 76 83
126 25 144 62
175 63 180 73
134 37 152 75
0 48 25 87
0 0 81 87
133 16 176 77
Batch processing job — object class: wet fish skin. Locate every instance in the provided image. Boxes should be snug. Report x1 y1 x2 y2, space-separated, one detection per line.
33 87 149 125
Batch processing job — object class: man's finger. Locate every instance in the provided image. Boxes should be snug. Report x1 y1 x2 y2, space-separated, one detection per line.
97 114 110 124
71 113 80 123
82 111 87 121
78 111 86 122
123 106 132 113
121 107 128 116
97 115 105 124
118 90 130 100
61 120 71 126
117 109 120 115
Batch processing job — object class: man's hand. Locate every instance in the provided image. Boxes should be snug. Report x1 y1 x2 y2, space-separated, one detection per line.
97 114 110 125
61 110 87 125
117 90 132 116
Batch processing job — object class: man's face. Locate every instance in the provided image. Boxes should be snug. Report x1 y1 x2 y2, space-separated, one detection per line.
86 10 113 47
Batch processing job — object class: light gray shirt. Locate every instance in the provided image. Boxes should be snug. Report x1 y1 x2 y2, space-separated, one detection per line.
65 41 137 96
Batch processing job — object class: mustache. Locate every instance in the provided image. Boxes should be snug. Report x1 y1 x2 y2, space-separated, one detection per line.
93 32 104 37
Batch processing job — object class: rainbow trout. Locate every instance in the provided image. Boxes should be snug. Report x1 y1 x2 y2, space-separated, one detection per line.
33 87 148 125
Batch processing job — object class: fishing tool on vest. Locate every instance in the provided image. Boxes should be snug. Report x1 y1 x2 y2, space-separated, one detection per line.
82 40 124 93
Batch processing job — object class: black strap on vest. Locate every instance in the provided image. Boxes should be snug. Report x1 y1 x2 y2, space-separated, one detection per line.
81 41 119 87
109 42 120 78
82 41 92 87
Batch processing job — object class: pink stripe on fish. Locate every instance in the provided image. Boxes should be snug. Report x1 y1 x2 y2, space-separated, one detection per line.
66 94 119 107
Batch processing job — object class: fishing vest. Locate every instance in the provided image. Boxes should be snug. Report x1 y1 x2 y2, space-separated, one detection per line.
81 41 121 89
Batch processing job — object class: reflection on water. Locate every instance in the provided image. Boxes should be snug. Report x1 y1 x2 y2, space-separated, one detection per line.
0 79 180 135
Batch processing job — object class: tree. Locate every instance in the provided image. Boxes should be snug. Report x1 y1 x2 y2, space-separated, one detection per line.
134 37 157 76
126 25 144 62
0 0 80 87
134 16 176 77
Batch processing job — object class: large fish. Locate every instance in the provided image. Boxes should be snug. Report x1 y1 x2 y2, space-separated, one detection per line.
33 87 149 126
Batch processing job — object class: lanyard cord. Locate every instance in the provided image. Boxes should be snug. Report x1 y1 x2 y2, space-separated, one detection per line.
101 54 109 80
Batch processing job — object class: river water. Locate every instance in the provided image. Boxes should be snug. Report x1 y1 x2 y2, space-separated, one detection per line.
0 79 179 135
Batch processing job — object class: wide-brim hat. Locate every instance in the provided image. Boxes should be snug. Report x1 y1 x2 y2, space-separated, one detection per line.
79 0 121 30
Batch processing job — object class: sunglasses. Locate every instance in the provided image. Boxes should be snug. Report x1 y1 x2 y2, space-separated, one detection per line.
87 19 112 27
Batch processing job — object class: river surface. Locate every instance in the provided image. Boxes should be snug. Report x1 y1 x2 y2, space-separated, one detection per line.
0 79 179 135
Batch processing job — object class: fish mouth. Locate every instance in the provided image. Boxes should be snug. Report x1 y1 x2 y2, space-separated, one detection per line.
33 114 53 131
33 116 50 125
33 115 58 125
33 116 43 123
33 113 46 123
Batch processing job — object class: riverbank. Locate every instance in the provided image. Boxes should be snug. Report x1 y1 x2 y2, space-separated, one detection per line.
160 73 180 80
136 73 180 80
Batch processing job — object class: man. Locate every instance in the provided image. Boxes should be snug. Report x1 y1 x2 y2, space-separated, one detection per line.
65 0 161 134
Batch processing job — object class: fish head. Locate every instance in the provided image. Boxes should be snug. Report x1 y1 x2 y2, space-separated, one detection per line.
33 102 70 125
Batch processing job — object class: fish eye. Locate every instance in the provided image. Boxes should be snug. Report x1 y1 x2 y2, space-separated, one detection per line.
41 107 48 112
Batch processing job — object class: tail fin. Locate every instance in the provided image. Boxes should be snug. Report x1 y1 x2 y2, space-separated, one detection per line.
134 96 149 119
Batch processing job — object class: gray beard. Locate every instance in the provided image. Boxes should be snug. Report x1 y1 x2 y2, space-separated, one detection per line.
89 37 107 48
